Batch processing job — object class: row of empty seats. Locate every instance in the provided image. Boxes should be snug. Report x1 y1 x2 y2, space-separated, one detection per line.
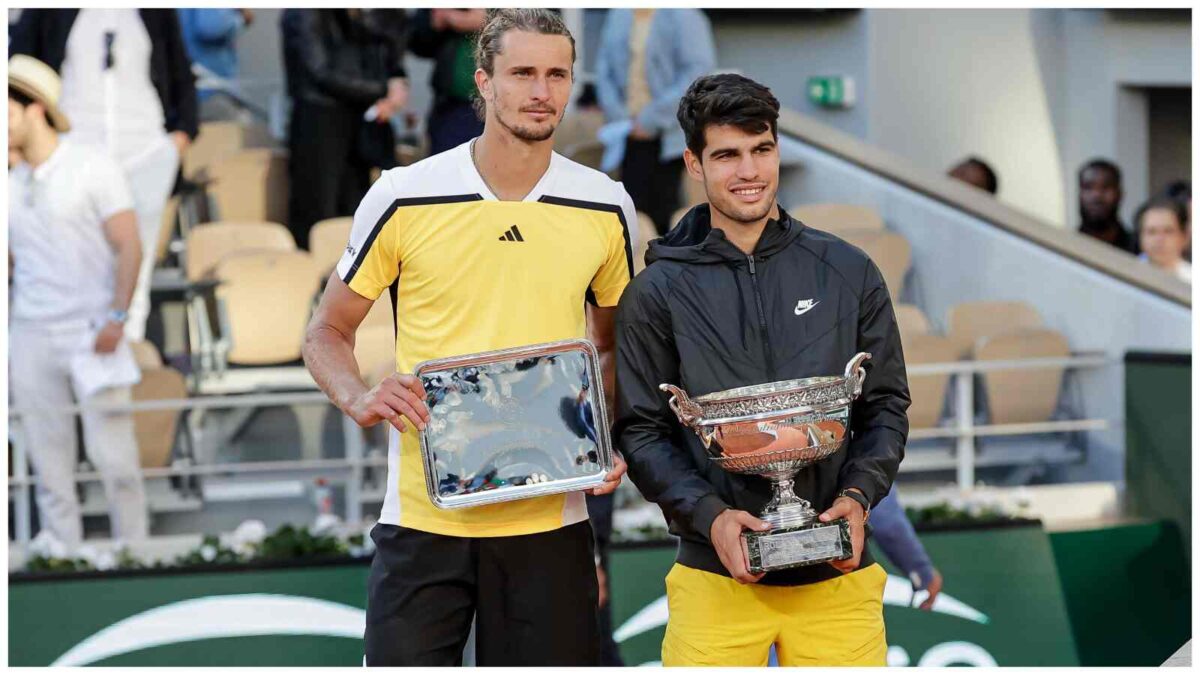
898 301 1068 429
182 219 395 379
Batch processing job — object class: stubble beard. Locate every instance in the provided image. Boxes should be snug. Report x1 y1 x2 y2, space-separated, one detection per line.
491 95 560 143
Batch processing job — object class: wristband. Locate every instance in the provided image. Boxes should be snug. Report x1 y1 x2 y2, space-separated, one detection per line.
837 488 871 522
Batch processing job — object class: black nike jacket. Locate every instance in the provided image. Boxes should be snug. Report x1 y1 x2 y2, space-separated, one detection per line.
613 203 910 586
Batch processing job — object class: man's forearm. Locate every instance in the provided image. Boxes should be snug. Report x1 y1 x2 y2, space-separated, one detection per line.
303 325 370 415
111 239 142 313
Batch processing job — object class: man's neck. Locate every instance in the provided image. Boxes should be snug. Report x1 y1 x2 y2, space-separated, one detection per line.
710 201 780 255
1080 215 1123 233
473 124 553 202
20 130 59 169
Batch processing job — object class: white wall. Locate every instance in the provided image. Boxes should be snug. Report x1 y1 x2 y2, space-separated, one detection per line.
866 9 1068 227
710 10 871 139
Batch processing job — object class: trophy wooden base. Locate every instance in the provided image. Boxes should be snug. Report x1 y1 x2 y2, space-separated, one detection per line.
744 518 852 573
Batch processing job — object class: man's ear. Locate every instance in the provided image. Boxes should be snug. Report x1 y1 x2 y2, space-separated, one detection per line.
683 147 704 182
474 68 490 105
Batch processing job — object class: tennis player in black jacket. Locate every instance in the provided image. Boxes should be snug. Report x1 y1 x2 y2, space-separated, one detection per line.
614 74 910 666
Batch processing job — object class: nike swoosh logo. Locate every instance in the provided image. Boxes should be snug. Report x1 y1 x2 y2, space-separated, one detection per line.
794 300 819 316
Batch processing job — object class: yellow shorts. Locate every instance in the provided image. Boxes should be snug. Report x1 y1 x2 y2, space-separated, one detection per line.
661 562 888 667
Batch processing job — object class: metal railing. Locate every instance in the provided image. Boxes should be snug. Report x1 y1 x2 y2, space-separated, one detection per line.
7 354 1119 549
7 390 373 549
903 353 1116 489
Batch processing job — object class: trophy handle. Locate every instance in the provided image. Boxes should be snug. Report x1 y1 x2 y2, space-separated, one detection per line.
844 352 872 398
659 383 702 427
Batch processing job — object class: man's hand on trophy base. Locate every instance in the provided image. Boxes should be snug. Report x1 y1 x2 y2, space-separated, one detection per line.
588 451 627 495
820 495 866 573
711 509 769 584
348 373 430 433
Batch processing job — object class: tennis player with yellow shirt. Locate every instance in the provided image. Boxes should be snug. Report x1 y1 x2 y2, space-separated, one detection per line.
303 9 637 667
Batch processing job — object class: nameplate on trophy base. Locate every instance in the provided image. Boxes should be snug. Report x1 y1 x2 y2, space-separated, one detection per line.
744 518 852 573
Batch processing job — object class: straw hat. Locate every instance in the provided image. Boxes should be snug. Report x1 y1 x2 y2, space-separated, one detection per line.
8 54 71 132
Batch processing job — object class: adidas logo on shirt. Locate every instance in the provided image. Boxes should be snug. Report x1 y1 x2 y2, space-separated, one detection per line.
498 225 525 242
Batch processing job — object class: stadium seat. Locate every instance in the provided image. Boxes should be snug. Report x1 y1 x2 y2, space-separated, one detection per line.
309 217 354 279
975 328 1070 425
361 292 395 333
839 230 912 299
894 303 931 338
681 173 707 210
791 204 885 233
354 324 397 383
946 300 1043 358
185 221 296 281
183 121 245 179
633 211 658 274
203 149 290 225
132 365 189 468
129 340 164 370
157 195 181 265
902 333 958 429
128 342 188 479
213 250 322 365
240 121 278 151
564 140 605 172
553 108 604 154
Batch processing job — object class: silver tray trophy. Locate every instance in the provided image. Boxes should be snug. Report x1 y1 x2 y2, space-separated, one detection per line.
414 339 615 510
660 352 872 573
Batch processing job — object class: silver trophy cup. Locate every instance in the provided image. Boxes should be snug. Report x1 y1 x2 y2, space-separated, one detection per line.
660 352 871 573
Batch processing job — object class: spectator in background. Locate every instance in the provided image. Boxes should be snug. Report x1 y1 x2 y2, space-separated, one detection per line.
408 9 487 155
1135 196 1191 283
9 55 149 548
177 8 253 121
1076 158 1133 252
585 490 625 666
869 485 944 611
1163 179 1191 261
11 9 198 343
280 9 408 250
948 156 998 195
595 8 715 235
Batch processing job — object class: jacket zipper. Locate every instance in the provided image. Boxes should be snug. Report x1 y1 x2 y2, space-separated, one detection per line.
747 255 777 379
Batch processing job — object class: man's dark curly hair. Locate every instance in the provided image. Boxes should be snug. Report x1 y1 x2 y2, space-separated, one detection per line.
677 74 780 158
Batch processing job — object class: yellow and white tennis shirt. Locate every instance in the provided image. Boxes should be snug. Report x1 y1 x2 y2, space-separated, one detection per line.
336 140 638 538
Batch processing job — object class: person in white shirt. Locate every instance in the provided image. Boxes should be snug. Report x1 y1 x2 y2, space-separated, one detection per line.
1135 196 1192 284
8 55 149 548
11 8 198 342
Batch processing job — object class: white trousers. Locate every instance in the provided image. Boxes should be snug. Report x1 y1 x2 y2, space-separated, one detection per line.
10 321 149 547
124 138 180 342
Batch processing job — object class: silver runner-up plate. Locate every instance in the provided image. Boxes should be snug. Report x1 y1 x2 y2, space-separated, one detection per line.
414 339 614 510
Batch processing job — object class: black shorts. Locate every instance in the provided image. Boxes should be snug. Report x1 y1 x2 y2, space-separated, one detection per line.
364 520 601 666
